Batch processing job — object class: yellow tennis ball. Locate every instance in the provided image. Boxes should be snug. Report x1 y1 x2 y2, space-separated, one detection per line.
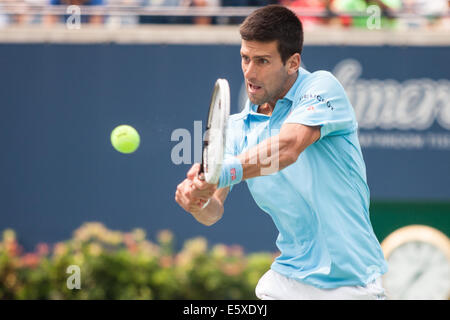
110 125 140 154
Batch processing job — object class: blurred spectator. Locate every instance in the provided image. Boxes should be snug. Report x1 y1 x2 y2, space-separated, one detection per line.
0 0 34 24
190 0 220 25
281 0 331 28
247 0 279 5
331 0 402 28
220 0 278 25
402 0 448 28
0 2 7 27
44 0 105 26
403 0 448 15
444 0 450 29
139 0 191 24
219 0 245 25
139 0 223 25
0 0 446 28
103 0 139 27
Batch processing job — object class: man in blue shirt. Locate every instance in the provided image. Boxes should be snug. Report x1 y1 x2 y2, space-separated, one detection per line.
175 5 387 299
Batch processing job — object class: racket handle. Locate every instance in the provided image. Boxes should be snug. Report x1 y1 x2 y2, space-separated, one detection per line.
198 163 205 181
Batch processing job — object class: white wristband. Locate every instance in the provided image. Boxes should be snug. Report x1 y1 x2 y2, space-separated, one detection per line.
201 198 211 209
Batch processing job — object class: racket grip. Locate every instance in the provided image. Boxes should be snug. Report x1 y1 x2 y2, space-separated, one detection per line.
198 164 206 181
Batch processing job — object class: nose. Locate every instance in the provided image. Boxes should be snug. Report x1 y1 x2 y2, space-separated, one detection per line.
243 60 256 80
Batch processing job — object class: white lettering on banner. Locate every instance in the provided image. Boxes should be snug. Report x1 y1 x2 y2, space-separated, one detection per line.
359 132 450 149
359 132 426 149
426 132 450 149
333 59 450 131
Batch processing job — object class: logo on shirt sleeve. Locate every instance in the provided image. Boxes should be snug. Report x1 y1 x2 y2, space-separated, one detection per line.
300 94 335 111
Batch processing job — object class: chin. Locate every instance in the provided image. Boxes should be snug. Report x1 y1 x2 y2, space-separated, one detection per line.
247 93 266 106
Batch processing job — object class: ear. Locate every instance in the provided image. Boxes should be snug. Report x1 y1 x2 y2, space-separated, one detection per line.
287 53 300 75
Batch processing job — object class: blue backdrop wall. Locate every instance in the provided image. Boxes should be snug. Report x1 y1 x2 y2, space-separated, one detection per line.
1 44 449 252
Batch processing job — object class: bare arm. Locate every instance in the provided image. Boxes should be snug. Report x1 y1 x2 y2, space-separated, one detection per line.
238 123 321 180
175 163 229 226
189 186 229 226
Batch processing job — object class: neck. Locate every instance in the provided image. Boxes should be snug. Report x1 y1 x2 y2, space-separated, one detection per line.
259 72 298 116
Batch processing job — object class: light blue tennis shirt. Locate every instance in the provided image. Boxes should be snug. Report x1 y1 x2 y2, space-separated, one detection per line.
226 68 388 289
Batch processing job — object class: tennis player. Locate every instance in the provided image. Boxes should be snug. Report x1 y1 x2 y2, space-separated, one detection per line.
175 5 388 300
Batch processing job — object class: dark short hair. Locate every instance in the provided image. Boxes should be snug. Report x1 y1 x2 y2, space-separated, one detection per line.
239 5 303 65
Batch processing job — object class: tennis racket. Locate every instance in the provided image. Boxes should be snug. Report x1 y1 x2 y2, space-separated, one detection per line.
198 78 230 184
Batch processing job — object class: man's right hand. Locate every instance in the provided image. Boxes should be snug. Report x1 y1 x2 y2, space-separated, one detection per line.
175 163 217 214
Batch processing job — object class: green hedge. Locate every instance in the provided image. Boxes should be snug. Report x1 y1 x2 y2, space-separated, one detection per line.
0 223 274 300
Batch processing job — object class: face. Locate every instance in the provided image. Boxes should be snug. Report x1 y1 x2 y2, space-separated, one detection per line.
240 40 299 107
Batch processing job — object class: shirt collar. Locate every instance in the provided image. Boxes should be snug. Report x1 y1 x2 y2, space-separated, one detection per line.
247 67 308 115
283 69 303 102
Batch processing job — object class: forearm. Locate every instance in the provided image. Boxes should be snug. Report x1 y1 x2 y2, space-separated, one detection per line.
237 135 297 180
190 196 224 226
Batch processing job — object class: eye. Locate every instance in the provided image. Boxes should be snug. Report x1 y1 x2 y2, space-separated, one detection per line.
259 58 269 65
241 55 250 63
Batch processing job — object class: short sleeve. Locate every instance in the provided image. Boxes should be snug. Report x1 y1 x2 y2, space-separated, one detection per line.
284 71 357 140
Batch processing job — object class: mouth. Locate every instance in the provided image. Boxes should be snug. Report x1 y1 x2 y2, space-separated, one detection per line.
247 82 262 94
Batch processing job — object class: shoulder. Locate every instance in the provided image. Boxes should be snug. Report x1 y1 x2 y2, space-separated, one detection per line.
294 70 346 102
302 70 342 90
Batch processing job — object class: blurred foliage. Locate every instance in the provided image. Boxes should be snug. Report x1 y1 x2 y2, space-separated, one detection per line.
0 223 274 299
